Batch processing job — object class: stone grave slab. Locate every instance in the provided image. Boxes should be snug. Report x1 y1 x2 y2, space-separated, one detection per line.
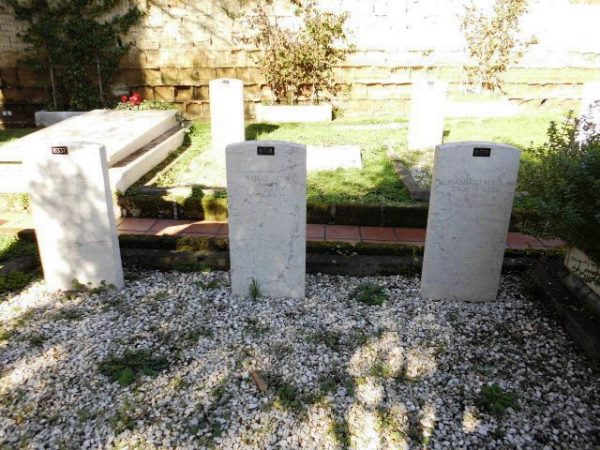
26 142 124 291
306 145 362 172
226 140 306 298
408 78 447 151
421 142 521 302
1 109 176 166
210 78 245 153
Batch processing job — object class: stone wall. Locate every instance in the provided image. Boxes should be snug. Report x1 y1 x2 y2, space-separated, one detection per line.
1 0 600 125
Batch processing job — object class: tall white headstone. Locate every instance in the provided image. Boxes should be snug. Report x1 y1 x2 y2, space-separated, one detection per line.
26 142 124 291
421 142 521 302
579 82 600 141
408 78 447 151
210 78 245 153
226 140 306 298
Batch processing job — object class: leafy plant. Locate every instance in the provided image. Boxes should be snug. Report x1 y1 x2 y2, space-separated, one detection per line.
461 0 534 92
7 0 142 110
351 283 388 306
98 350 170 387
249 279 262 299
519 112 600 264
476 384 518 416
241 0 354 104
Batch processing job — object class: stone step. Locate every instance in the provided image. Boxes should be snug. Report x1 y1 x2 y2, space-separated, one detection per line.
109 125 185 193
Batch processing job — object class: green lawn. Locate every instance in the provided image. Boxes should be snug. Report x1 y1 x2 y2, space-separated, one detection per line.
1 113 566 207
0 128 36 146
142 111 566 205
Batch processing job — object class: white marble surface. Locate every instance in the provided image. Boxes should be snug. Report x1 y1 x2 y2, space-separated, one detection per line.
26 142 124 291
421 142 521 302
307 145 362 172
210 78 245 153
34 111 85 127
255 104 332 123
408 78 447 151
579 82 600 141
1 109 176 165
226 140 306 299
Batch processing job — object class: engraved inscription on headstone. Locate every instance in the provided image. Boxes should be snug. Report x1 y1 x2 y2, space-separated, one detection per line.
26 142 124 291
226 140 306 298
210 78 245 153
421 142 521 302
408 78 447 151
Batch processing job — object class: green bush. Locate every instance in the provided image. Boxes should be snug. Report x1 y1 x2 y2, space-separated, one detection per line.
461 0 534 92
519 112 600 263
241 0 354 104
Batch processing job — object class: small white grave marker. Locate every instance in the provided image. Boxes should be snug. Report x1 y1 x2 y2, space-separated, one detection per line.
421 142 521 302
226 140 306 298
26 142 124 291
210 78 245 153
408 78 447 151
579 82 600 141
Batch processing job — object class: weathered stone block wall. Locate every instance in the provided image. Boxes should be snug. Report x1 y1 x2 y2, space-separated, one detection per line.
1 0 600 125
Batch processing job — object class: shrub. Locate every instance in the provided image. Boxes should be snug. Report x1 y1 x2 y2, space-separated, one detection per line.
519 112 600 263
476 384 518 416
98 350 169 387
461 0 534 92
241 0 354 104
7 0 142 110
351 283 388 306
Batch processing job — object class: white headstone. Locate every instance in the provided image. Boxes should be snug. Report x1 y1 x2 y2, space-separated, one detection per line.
26 142 124 291
210 78 245 153
421 142 521 302
408 78 447 151
579 82 600 141
226 140 306 298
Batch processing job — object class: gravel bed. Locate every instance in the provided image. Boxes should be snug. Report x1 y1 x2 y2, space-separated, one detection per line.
0 271 599 449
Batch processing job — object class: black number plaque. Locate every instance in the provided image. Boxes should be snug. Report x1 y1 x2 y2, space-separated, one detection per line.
257 146 275 156
473 147 491 157
51 146 69 155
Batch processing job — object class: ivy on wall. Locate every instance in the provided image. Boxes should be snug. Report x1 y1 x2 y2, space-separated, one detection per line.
7 0 142 111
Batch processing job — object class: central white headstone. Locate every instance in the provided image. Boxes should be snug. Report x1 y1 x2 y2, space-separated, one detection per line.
226 140 306 299
421 142 521 302
26 142 124 291
408 78 447 151
210 78 245 153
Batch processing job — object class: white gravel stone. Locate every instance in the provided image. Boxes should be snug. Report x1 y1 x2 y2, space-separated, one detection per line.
0 272 598 449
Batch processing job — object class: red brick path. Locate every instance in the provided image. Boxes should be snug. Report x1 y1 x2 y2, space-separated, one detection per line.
0 213 564 250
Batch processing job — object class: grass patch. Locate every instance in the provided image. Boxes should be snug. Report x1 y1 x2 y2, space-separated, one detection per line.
308 330 342 351
249 279 261 299
139 112 567 206
0 271 35 297
98 350 170 387
476 384 518 416
0 235 37 263
0 128 36 145
273 382 304 412
351 283 388 305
